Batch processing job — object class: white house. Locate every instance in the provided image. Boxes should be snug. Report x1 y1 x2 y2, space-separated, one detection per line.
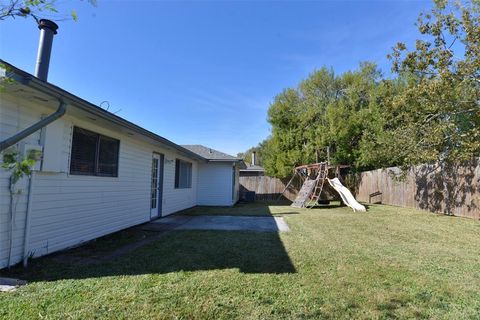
0 59 241 269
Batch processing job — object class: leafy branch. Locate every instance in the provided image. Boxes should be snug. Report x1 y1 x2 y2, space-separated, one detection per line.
2 147 42 188
0 0 97 23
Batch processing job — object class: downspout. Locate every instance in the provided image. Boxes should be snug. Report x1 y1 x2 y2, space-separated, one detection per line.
23 171 35 267
0 100 66 152
1 19 65 268
0 19 62 153
3 100 66 268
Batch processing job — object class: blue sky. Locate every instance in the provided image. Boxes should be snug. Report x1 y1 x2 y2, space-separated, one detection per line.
0 0 431 155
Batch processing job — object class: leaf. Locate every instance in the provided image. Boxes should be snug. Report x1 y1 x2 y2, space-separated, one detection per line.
71 9 78 22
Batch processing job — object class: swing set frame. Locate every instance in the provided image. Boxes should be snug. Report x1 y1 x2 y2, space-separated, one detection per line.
278 162 350 208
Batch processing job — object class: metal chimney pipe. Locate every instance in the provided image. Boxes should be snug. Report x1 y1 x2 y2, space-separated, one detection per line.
251 151 256 166
34 19 59 81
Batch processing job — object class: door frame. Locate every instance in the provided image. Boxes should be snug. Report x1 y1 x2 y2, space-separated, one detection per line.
150 153 164 219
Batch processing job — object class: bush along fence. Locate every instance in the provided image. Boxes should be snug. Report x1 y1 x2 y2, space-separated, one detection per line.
355 162 480 219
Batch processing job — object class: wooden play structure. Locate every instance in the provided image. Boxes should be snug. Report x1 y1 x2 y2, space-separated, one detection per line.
278 162 348 208
279 162 366 211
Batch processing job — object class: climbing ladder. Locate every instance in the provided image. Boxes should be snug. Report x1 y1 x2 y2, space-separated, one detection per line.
305 163 328 208
291 162 328 208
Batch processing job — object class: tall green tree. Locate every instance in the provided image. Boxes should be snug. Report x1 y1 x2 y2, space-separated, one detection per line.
253 0 479 178
265 87 306 177
382 0 480 166
262 63 388 177
325 62 384 168
237 139 269 166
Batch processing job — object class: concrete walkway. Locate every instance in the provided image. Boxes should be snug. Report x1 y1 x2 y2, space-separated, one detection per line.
150 215 290 232
0 277 26 292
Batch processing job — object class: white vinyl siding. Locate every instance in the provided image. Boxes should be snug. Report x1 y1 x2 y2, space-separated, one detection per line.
197 162 236 206
0 94 46 269
233 165 240 203
0 91 198 268
27 123 152 257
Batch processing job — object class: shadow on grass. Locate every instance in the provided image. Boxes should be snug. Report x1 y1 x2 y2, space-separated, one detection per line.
181 201 298 216
305 201 370 211
4 230 296 282
3 204 296 282
308 203 345 210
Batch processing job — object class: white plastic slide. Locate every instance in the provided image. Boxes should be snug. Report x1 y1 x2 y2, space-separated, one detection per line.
327 178 366 212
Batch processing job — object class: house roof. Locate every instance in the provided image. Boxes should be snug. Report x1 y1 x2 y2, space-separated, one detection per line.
181 145 240 162
0 59 214 162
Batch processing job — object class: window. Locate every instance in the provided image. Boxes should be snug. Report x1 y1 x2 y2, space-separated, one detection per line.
175 159 192 188
70 126 119 177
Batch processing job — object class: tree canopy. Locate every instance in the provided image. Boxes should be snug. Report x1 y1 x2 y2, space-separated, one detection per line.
240 0 480 178
237 140 269 167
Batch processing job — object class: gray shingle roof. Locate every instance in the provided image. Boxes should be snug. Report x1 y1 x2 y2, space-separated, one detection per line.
181 145 240 161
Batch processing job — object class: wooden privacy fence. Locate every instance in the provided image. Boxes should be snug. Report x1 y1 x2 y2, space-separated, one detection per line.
240 162 479 219
239 175 339 202
356 162 480 219
239 176 301 201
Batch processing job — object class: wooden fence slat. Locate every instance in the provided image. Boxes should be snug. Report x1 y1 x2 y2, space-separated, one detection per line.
356 163 480 219
239 176 300 201
241 162 479 219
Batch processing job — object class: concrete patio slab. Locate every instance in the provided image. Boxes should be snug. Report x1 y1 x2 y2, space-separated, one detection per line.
151 215 290 232
0 277 26 292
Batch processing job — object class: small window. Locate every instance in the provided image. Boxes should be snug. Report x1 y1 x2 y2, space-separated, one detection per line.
70 127 119 177
175 159 192 188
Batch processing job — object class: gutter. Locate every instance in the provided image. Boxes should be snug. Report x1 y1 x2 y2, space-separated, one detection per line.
0 20 66 153
1 60 205 162
0 64 68 152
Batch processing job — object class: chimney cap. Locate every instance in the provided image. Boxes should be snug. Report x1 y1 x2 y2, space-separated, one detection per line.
38 19 59 34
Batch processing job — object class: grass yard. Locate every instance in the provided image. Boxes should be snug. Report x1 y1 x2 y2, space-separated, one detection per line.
1 203 480 319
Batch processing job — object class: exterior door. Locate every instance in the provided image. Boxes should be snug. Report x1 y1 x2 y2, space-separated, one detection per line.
150 153 164 218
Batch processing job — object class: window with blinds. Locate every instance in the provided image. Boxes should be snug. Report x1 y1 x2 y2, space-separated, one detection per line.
70 127 120 177
174 159 192 189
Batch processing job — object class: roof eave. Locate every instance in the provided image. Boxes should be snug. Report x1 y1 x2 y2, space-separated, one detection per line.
207 159 242 162
2 60 205 161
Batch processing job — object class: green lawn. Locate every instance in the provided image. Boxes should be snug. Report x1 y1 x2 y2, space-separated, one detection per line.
1 203 480 319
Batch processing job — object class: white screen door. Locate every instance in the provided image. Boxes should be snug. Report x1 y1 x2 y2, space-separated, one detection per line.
150 153 164 218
